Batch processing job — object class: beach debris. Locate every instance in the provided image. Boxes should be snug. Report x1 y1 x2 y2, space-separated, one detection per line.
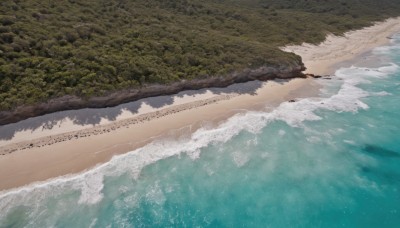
306 74 322 78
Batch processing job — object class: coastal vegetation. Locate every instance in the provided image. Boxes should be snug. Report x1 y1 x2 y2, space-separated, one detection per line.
1 0 400 110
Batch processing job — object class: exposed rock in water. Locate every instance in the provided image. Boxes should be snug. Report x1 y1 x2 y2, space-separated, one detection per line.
306 73 322 78
0 62 306 125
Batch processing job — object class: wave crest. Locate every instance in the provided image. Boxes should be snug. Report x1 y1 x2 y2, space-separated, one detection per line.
0 61 398 223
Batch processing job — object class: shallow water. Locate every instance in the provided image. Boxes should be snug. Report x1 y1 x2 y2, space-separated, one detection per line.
1 35 400 227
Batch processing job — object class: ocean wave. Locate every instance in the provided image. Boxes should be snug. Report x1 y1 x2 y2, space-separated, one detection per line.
373 45 400 55
0 62 399 223
373 34 400 55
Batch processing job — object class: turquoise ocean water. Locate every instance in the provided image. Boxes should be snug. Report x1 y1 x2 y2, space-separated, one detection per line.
1 35 400 227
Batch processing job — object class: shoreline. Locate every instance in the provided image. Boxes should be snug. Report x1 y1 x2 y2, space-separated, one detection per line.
0 78 319 191
1 17 400 192
283 17 400 75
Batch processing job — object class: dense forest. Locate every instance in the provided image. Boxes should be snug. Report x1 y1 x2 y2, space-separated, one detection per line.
1 0 400 110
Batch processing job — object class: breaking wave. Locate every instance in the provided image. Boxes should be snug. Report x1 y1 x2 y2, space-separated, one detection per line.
0 56 398 224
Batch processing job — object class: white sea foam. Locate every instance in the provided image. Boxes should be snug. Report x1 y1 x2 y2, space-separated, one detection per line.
187 149 202 160
373 45 400 55
232 151 250 167
306 136 321 144
89 218 98 228
204 164 215 176
373 91 392 96
343 140 356 145
145 182 166 205
246 137 258 146
77 173 104 204
0 61 398 222
260 152 270 159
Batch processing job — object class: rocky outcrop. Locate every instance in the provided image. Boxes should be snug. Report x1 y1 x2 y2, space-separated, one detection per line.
0 62 306 125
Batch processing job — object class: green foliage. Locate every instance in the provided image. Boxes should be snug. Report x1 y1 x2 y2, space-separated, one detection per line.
1 0 400 110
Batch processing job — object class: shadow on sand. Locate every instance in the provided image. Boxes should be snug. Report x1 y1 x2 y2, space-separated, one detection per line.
0 80 287 141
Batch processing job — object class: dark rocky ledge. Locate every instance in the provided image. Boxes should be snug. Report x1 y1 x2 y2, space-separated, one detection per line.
0 62 306 125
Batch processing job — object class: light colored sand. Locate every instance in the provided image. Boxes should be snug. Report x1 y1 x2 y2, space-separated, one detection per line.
283 17 400 75
0 78 319 190
1 16 400 191
0 90 221 147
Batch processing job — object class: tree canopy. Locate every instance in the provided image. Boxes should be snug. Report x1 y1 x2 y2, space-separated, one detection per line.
1 0 400 110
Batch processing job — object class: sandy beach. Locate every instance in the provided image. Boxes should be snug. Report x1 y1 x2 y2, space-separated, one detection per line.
1 17 400 191
283 17 400 75
0 78 319 190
